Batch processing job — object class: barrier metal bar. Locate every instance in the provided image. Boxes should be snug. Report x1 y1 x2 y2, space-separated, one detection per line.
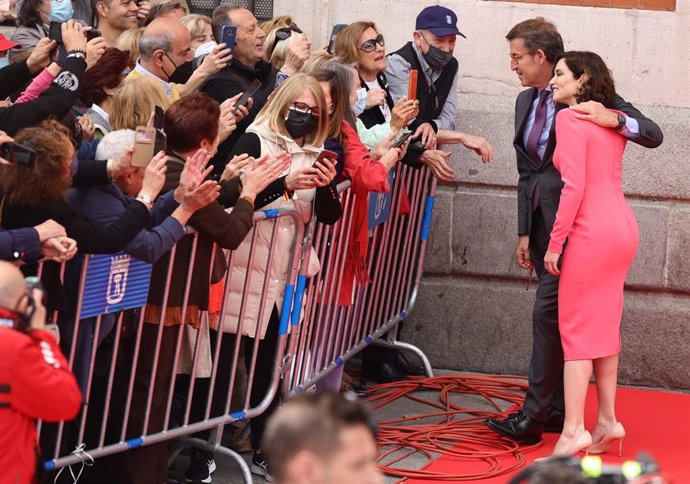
42 208 304 484
286 164 437 394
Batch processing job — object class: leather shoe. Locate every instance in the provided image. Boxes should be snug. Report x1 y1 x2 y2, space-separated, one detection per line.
544 406 565 433
362 363 409 383
394 351 426 376
485 410 544 444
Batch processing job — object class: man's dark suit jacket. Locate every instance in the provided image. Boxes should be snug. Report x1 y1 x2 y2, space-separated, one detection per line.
515 89 664 237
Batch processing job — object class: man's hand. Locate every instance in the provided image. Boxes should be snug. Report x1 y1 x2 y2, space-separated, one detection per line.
136 0 151 23
34 219 67 242
61 20 87 53
26 37 56 73
280 38 311 74
41 236 78 262
544 250 560 276
515 235 532 270
461 133 494 163
570 101 619 128
419 150 454 182
85 36 107 70
365 88 387 109
197 43 232 77
138 151 168 201
413 122 436 150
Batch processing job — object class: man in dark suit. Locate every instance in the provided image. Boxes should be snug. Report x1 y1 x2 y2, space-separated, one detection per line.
485 17 663 444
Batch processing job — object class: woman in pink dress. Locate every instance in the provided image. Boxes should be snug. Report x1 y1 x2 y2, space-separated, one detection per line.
544 51 638 457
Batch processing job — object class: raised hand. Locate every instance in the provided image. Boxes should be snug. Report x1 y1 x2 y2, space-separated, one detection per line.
366 88 387 109
312 155 337 187
242 152 291 201
138 151 168 201
221 153 253 181
390 96 419 131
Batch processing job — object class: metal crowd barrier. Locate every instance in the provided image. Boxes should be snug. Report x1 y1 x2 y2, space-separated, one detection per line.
38 208 304 482
35 162 437 483
284 163 437 395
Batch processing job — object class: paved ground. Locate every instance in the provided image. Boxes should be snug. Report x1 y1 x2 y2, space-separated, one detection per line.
168 369 518 484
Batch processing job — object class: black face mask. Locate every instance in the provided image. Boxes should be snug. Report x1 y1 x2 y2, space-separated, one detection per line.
423 44 454 69
284 109 319 139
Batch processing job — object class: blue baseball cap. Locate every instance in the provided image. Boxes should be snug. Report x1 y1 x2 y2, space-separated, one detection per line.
415 5 466 38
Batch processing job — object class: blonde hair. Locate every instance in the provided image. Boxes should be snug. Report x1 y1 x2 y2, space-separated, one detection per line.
180 14 211 40
264 27 307 70
116 27 144 69
254 73 329 148
110 77 171 130
301 51 335 74
259 15 294 34
333 21 377 65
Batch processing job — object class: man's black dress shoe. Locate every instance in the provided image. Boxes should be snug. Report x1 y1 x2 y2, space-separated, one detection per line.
362 362 409 383
485 410 544 444
394 351 426 376
544 406 565 433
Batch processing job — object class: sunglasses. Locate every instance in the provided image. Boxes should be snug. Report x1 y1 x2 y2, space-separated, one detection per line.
268 24 303 58
359 34 384 53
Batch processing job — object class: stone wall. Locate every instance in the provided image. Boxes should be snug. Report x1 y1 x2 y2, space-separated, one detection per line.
400 95 690 391
273 0 690 389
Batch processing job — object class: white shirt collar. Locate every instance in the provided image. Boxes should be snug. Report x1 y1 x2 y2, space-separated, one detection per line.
134 59 173 97
90 103 110 124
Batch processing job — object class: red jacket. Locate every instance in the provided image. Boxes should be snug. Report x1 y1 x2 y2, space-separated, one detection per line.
0 328 82 484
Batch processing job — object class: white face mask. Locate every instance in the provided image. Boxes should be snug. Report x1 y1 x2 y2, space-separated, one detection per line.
0 55 9 70
351 87 367 116
194 40 217 58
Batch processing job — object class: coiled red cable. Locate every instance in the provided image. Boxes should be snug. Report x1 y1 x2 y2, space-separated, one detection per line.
366 374 541 481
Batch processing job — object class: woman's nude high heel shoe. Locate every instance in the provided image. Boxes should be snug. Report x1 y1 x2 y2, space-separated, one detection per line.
588 422 626 457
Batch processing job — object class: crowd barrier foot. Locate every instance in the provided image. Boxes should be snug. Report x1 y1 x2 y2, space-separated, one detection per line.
168 437 253 484
370 339 434 378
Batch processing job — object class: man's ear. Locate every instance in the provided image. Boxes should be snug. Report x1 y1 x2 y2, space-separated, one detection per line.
534 48 547 64
154 49 166 66
95 0 108 18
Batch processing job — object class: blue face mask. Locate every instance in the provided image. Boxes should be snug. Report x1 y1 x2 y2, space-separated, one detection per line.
0 56 9 70
351 87 367 116
49 0 74 23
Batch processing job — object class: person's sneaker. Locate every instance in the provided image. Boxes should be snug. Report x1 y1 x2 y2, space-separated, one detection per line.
184 448 216 484
249 450 274 482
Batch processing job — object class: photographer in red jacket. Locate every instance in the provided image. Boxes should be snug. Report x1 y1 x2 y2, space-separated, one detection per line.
0 261 81 484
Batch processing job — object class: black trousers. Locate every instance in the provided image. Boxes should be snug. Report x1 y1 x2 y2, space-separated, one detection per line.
189 306 281 451
522 207 565 422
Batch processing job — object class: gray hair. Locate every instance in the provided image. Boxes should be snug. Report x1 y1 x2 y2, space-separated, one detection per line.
211 4 244 43
96 129 135 162
139 32 172 59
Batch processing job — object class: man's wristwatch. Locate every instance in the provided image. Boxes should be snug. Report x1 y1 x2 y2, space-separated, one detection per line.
614 113 626 131
136 194 153 209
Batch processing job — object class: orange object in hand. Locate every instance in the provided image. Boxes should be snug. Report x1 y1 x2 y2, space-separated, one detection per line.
408 69 418 100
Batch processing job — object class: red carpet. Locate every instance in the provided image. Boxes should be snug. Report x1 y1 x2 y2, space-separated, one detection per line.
405 385 690 483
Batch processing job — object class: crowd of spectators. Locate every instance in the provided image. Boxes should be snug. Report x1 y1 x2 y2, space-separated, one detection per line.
0 2 493 482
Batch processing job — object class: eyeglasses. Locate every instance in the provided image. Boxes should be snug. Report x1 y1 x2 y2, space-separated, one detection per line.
290 101 319 118
268 24 303 58
359 34 384 53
